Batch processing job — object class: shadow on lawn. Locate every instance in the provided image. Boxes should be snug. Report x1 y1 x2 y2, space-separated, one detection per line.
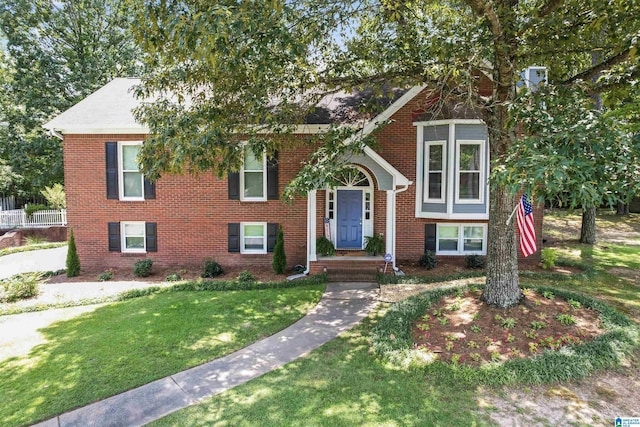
0 287 323 427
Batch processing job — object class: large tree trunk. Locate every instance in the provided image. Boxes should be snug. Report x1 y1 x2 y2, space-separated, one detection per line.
580 205 597 244
616 202 629 215
484 185 522 307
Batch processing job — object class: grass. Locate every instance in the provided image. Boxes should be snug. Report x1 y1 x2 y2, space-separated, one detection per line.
0 284 324 427
150 210 640 426
0 241 67 257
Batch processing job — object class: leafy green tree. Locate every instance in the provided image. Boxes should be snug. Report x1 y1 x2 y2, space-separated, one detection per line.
130 1 640 307
272 226 286 274
41 183 66 209
0 0 142 199
66 228 80 277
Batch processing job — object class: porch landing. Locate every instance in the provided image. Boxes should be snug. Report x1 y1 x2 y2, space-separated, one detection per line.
310 255 386 282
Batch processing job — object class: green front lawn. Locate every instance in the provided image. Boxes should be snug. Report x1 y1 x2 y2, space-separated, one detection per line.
152 213 640 427
0 284 324 427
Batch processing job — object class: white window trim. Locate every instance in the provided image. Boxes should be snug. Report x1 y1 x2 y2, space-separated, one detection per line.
436 223 487 255
240 222 267 254
121 221 146 253
118 141 145 201
454 139 485 205
423 140 446 204
240 146 267 202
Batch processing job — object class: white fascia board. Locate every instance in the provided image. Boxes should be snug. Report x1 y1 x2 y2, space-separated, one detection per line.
413 119 485 127
46 126 149 135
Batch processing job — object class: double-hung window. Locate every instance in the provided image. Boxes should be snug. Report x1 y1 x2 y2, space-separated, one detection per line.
119 142 144 200
436 224 486 255
241 147 266 201
241 222 267 253
121 222 146 253
456 140 484 203
424 141 446 203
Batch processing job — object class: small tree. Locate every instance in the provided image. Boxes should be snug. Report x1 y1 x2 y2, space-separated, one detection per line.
272 225 286 274
41 183 66 209
66 229 80 277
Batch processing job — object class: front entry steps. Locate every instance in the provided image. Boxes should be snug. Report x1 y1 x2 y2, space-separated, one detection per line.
310 256 384 283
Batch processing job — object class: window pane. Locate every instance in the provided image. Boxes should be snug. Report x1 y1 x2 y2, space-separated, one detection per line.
429 145 443 171
439 226 459 238
464 226 484 238
244 172 264 198
459 144 480 171
123 172 143 197
244 224 264 237
464 239 483 252
122 145 140 171
244 237 264 250
459 172 480 199
439 239 458 251
428 172 442 199
126 236 145 249
244 149 263 171
124 223 144 236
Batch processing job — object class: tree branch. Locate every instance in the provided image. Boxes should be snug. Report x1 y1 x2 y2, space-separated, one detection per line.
537 0 565 19
564 49 631 84
464 0 502 38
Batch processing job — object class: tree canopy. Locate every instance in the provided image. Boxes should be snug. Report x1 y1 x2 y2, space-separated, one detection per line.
0 0 142 199
130 0 640 307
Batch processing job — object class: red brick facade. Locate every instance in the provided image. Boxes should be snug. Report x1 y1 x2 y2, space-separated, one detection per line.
63 89 542 272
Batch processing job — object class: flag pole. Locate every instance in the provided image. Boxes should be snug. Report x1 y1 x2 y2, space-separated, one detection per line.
506 199 520 226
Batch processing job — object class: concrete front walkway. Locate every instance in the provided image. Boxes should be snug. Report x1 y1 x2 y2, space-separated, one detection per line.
34 282 379 427
0 246 67 280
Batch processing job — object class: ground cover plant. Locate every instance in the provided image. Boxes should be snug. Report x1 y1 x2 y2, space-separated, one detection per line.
0 283 324 427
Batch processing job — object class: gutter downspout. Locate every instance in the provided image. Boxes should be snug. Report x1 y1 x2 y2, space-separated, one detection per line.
47 128 64 140
392 183 411 271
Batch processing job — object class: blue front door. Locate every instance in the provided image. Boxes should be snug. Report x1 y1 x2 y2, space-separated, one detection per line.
336 190 363 249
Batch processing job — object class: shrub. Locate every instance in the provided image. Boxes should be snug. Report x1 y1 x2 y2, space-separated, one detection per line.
465 255 486 269
0 273 41 302
237 270 256 285
40 183 66 209
202 259 224 278
541 248 557 270
98 270 114 282
166 273 182 282
25 235 48 245
364 234 385 256
133 259 153 277
418 250 437 269
24 203 49 218
272 225 286 274
66 229 80 277
316 236 336 256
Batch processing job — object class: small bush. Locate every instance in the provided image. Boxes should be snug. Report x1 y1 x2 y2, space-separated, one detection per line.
237 270 256 285
465 255 485 269
25 235 48 245
418 250 437 269
40 183 66 209
364 234 385 256
166 273 182 282
24 203 49 218
202 259 224 278
66 229 80 277
316 236 336 256
98 270 114 282
272 225 286 274
541 248 557 270
0 273 41 302
133 259 153 277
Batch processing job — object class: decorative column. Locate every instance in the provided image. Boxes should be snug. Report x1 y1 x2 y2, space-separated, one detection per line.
386 190 395 264
308 190 317 262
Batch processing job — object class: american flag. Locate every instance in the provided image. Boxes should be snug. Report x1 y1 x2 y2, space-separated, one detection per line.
516 194 537 257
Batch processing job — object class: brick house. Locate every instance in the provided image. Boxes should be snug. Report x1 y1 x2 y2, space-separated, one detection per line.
44 78 542 275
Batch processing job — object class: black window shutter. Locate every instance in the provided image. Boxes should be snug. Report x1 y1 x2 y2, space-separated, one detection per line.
228 172 240 200
144 179 156 199
267 223 278 252
108 222 121 251
105 142 118 199
425 224 437 252
145 222 157 252
228 223 240 252
267 152 279 200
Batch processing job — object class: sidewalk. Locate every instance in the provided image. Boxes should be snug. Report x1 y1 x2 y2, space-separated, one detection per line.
34 282 379 427
0 246 67 280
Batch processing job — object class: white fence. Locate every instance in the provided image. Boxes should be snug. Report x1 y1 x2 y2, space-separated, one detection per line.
0 209 67 228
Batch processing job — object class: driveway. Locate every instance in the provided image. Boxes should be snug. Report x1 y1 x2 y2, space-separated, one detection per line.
0 246 67 280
